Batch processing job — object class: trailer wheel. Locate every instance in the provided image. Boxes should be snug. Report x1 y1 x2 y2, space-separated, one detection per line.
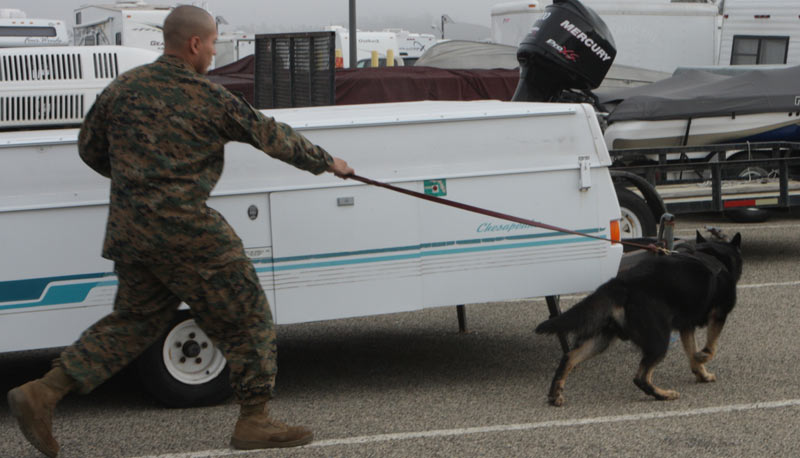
725 207 770 223
616 188 657 238
136 311 232 408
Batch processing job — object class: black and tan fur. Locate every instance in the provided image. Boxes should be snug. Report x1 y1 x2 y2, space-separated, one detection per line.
535 232 743 406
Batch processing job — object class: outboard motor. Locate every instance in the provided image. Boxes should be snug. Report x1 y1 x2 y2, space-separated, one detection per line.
512 0 616 103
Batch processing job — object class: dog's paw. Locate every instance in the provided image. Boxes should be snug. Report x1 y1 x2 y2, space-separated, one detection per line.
697 372 716 383
655 389 680 401
694 350 712 363
548 394 565 407
692 368 717 383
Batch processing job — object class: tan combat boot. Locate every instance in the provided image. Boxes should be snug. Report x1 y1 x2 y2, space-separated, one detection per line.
7 366 77 458
230 402 313 449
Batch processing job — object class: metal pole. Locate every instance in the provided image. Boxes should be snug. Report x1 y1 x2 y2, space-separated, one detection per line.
349 0 357 68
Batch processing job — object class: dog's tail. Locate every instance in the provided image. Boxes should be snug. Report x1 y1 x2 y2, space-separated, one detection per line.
535 279 626 338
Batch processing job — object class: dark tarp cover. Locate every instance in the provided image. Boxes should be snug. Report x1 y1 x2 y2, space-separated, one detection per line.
334 66 518 105
600 65 800 122
207 56 519 105
207 55 256 103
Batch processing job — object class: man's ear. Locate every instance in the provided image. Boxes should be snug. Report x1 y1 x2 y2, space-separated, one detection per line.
188 35 201 55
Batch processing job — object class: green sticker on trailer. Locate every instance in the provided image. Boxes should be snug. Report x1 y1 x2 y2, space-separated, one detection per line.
424 179 447 196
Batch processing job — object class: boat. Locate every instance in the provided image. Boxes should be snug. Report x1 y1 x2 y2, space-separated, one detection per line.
600 65 800 151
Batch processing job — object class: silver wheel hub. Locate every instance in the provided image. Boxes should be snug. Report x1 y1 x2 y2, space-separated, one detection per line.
162 319 226 385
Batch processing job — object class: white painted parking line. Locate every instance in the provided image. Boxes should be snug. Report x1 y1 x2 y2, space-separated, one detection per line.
739 280 800 289
135 399 800 458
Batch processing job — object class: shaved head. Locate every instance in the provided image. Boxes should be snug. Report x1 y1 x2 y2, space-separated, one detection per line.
163 5 216 50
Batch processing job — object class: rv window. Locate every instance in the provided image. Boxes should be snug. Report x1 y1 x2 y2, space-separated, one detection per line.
116 32 122 45
76 12 82 25
731 36 788 65
0 26 57 37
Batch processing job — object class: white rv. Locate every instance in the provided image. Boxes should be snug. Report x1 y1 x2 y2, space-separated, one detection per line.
73 1 172 51
325 26 404 68
0 9 69 48
491 0 720 73
214 32 255 68
384 28 438 65
717 0 800 65
0 96 624 406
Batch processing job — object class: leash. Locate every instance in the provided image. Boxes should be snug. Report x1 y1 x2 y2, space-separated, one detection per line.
347 174 666 254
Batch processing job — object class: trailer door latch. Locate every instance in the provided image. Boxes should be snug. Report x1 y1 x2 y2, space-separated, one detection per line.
578 156 592 191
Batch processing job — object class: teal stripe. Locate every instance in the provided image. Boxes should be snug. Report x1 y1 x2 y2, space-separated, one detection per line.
256 234 603 274
0 280 117 311
1 228 607 310
0 272 111 303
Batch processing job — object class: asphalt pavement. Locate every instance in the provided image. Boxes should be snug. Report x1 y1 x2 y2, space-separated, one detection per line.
2 209 799 457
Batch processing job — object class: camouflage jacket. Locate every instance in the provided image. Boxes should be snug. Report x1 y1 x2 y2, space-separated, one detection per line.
79 54 333 270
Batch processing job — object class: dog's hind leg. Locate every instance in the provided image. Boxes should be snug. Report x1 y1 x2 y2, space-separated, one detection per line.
679 329 716 382
695 316 726 364
547 332 614 407
633 343 679 401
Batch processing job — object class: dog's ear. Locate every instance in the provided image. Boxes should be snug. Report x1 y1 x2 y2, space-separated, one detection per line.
696 230 707 243
730 232 742 248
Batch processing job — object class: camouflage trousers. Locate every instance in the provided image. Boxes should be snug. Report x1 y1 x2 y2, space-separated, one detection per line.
58 260 277 404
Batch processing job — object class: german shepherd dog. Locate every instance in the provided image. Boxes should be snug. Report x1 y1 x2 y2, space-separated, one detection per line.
536 231 742 406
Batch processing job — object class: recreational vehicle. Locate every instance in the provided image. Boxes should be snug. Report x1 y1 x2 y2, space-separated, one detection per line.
717 0 800 65
0 45 625 405
491 0 720 73
214 32 255 68
73 2 173 51
0 9 69 48
326 26 404 68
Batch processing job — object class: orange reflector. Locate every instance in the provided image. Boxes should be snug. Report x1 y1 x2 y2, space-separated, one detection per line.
610 220 621 243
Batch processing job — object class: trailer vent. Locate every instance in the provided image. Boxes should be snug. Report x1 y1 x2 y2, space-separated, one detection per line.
254 31 335 109
0 53 83 82
93 52 119 79
0 94 84 125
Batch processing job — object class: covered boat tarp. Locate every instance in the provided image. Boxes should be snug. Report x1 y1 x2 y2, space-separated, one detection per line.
413 40 519 70
334 66 518 104
207 54 256 103
207 54 520 105
601 65 800 122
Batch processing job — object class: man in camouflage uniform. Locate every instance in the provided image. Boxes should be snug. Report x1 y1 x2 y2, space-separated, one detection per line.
7 6 353 457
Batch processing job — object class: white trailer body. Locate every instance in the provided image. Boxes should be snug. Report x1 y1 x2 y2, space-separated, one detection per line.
0 100 623 353
491 0 720 73
73 3 172 51
718 0 800 65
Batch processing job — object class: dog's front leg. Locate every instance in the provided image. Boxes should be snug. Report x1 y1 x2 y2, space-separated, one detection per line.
679 329 716 382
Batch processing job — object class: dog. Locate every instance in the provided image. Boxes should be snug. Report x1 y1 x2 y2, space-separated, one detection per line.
535 231 742 406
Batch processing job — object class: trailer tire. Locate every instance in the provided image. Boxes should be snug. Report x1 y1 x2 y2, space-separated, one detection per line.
725 207 770 223
616 188 657 238
136 311 232 408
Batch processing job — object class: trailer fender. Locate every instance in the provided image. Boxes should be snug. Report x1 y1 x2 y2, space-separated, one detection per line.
610 170 666 236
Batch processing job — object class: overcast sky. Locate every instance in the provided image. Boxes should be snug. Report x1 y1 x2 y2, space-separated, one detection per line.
2 1 504 35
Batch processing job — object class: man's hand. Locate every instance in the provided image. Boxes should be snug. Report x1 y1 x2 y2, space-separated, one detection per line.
329 157 354 178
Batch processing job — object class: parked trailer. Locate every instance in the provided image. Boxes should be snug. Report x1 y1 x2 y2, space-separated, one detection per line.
0 100 624 406
609 141 800 222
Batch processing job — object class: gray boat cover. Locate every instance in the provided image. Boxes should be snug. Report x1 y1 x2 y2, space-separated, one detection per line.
600 65 800 122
